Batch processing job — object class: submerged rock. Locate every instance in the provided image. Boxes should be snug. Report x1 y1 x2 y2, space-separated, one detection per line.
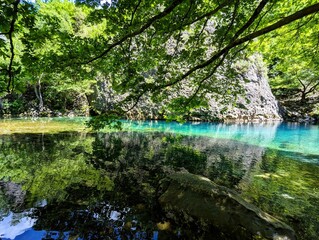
0 181 26 210
158 172 295 240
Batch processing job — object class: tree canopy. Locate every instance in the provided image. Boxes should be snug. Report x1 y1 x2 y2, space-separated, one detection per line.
1 0 319 122
256 7 319 101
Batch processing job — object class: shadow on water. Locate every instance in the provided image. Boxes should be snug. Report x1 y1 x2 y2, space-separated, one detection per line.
0 131 318 239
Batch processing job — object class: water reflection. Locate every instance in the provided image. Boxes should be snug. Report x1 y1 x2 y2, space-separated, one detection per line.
0 131 318 239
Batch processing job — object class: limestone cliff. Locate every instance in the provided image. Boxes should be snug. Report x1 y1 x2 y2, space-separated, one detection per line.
207 54 283 122
90 54 282 122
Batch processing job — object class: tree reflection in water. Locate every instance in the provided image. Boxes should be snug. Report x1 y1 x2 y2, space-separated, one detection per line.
0 131 318 239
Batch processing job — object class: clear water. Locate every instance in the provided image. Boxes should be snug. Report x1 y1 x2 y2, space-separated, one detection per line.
124 120 319 158
0 118 318 239
1 118 319 157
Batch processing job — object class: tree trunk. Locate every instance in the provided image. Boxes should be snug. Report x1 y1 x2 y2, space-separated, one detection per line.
300 91 307 103
38 79 43 111
34 75 44 111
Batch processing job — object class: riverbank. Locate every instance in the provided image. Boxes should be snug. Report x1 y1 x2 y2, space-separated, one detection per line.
279 95 319 123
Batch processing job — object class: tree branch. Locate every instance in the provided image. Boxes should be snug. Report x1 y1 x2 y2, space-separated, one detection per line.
162 0 194 72
306 80 319 94
156 2 319 90
161 0 231 37
100 3 319 118
296 76 306 90
84 0 186 64
233 3 319 47
183 52 229 108
231 0 269 41
126 1 143 72
130 0 142 26
7 0 20 93
221 0 240 44
182 0 231 28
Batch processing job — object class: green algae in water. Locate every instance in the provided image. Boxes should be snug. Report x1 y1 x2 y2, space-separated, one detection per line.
240 149 319 239
0 117 88 134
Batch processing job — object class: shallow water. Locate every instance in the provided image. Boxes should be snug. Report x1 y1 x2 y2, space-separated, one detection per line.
0 118 318 239
2 118 318 157
125 120 319 157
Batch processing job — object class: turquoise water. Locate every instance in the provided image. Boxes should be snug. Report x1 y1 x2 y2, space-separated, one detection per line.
1 117 319 157
124 120 319 157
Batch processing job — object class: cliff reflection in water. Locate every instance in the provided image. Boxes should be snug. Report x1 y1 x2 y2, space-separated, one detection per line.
0 130 318 239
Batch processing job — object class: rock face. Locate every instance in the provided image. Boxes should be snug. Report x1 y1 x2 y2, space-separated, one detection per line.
159 172 295 240
206 54 283 122
91 54 283 122
275 93 319 123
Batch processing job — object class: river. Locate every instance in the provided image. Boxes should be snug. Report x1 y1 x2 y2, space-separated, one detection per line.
0 118 318 239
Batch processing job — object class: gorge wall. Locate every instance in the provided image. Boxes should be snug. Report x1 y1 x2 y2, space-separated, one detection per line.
0 55 283 122
91 54 283 122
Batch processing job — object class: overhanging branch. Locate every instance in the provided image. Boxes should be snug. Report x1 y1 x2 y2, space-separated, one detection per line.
84 0 185 64
231 0 269 41
157 2 319 90
180 0 232 28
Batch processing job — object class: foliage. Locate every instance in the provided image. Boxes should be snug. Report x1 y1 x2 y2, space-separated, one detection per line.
254 2 319 101
1 0 100 114
165 144 207 174
1 0 319 122
86 113 123 130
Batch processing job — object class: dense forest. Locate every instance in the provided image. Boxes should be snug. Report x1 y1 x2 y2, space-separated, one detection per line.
1 0 319 125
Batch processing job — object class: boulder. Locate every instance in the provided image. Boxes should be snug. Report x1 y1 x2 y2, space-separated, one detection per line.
158 172 295 240
0 181 26 210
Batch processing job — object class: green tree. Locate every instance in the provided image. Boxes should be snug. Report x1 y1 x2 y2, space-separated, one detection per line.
0 0 36 93
22 1 100 99
274 61 319 102
255 6 319 102
75 0 319 122
1 0 319 121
